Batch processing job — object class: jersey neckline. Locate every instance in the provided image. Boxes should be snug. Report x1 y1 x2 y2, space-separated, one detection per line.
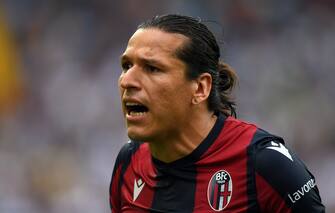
152 112 226 169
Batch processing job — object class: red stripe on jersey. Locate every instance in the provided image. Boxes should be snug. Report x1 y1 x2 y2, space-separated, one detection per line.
221 183 232 207
194 117 258 212
121 143 157 212
256 172 291 213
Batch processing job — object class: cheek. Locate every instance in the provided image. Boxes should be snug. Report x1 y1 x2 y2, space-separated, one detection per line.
153 84 192 113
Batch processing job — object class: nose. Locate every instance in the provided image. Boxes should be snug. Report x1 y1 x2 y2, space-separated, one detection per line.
119 66 141 91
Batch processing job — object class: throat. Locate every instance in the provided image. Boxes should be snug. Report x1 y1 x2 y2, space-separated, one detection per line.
148 130 205 163
149 140 195 163
148 113 217 163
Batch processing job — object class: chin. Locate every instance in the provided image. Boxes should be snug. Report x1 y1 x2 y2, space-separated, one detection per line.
127 130 150 142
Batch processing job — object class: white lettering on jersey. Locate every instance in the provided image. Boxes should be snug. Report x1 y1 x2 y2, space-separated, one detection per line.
266 141 293 161
288 178 316 203
133 178 145 201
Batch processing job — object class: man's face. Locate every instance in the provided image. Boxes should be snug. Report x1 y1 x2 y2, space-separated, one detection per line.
119 28 196 142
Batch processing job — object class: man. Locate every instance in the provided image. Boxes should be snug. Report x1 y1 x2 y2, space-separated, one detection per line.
110 14 325 212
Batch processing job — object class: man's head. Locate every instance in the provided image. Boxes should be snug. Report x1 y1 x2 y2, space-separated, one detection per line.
119 14 236 142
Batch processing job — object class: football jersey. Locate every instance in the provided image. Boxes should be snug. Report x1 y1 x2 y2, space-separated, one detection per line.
110 113 325 212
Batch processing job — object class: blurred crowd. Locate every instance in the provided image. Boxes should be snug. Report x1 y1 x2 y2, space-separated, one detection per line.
0 0 334 212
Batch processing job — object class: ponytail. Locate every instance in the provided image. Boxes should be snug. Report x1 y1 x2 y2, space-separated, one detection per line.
209 61 238 117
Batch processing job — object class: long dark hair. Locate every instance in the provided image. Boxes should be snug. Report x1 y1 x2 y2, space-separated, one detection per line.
138 14 237 117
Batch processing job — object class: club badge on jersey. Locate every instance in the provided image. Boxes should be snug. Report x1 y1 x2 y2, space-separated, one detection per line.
207 170 233 211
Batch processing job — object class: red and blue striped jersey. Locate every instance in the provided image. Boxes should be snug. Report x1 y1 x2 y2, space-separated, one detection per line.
110 114 325 212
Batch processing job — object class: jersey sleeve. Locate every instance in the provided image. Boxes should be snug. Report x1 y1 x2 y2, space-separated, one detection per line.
253 139 325 213
109 141 139 213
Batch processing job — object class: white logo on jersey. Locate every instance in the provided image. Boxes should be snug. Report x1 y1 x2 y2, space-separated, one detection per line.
266 141 293 161
288 178 316 203
133 178 145 201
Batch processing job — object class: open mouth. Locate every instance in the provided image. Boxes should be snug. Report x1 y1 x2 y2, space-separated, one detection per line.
125 102 149 116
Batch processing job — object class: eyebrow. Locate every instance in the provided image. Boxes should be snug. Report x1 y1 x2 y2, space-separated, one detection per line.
120 54 165 67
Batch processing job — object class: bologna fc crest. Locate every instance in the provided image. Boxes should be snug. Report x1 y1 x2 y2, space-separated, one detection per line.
207 170 233 211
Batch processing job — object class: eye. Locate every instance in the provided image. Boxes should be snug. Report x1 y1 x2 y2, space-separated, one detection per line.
121 61 132 72
145 64 160 73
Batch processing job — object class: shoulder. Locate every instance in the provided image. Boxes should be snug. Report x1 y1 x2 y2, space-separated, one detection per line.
224 116 259 131
248 129 325 212
248 128 311 191
115 140 142 166
110 140 144 188
110 141 142 211
250 129 305 181
220 116 260 142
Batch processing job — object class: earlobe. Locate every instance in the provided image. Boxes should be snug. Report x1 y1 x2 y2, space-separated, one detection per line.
192 97 199 105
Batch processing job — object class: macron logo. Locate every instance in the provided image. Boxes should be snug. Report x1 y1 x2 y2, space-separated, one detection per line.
133 178 145 201
266 141 293 161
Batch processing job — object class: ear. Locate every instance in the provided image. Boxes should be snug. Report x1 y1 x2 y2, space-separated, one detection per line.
192 73 212 105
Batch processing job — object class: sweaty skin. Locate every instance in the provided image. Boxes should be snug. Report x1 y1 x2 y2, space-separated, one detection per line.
119 28 216 162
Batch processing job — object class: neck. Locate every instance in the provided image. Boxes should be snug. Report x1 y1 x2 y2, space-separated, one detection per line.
149 111 217 163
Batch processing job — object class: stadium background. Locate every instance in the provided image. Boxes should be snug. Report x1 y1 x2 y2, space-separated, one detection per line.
0 0 334 212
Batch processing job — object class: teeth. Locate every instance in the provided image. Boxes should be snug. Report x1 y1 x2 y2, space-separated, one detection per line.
129 111 147 116
124 101 148 117
126 102 142 106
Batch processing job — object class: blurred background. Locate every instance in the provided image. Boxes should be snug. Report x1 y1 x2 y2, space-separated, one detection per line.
0 0 334 212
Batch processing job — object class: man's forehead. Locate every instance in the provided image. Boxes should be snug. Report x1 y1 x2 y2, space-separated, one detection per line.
124 28 188 57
